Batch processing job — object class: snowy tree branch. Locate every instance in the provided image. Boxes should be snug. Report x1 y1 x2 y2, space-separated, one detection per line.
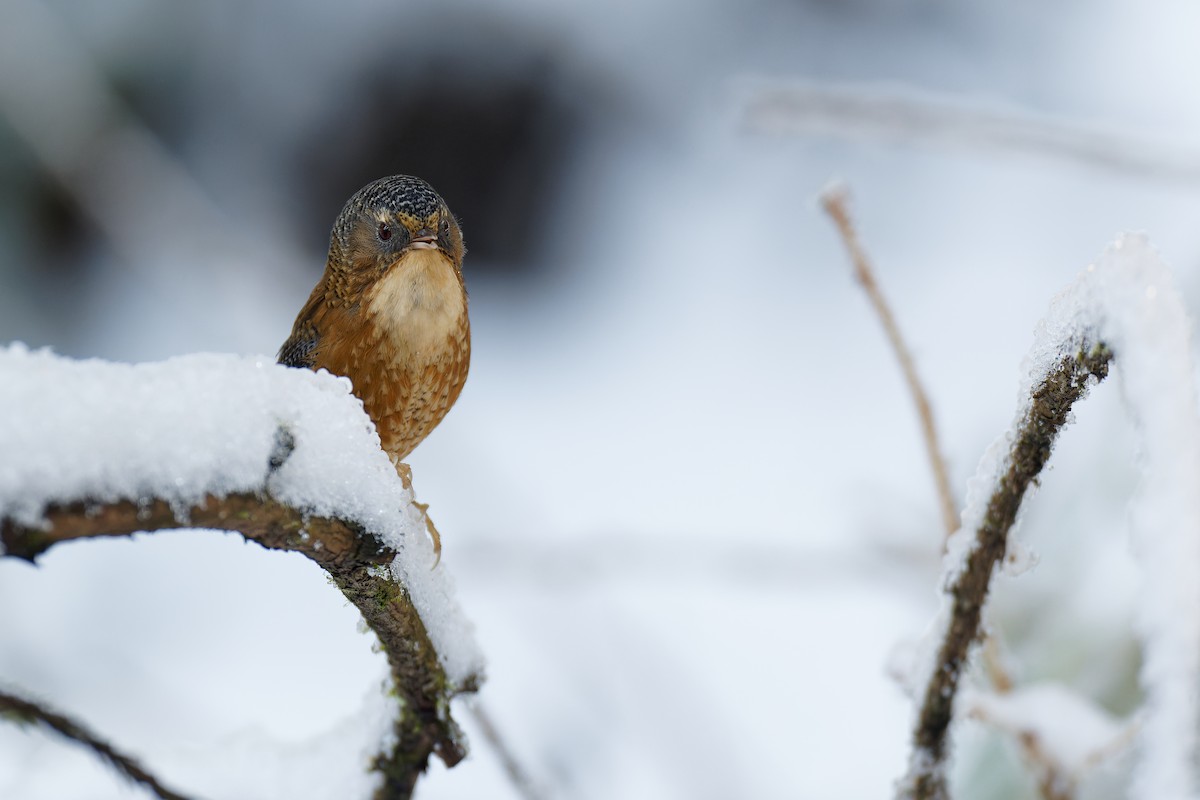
1 488 474 799
899 342 1112 800
0 686 192 800
0 347 487 799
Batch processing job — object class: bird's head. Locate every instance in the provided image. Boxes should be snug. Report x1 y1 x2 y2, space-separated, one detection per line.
327 175 465 294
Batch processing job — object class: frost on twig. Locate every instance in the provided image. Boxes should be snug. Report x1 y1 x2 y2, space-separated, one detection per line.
0 348 485 800
898 234 1200 800
897 338 1111 800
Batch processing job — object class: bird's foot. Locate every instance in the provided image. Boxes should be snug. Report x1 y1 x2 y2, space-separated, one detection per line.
394 460 415 491
392 459 441 566
413 501 442 568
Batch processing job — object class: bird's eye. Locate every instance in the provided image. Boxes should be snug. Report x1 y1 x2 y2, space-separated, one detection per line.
377 222 393 242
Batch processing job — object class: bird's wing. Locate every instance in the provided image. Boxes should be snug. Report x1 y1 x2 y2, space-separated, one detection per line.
278 280 329 368
277 321 319 368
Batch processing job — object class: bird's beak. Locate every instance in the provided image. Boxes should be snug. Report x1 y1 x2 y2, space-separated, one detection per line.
410 228 439 250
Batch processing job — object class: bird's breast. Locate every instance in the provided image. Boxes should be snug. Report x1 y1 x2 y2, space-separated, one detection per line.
365 250 467 358
351 249 470 462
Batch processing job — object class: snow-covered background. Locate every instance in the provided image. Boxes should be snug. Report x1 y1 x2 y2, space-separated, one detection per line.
3 0 1200 797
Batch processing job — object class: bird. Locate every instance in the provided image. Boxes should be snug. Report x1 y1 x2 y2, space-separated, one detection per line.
279 175 470 472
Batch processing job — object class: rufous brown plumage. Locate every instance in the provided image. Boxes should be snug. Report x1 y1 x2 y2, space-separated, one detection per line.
279 175 470 466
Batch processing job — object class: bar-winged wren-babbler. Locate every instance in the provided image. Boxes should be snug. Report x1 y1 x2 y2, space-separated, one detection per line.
279 175 470 472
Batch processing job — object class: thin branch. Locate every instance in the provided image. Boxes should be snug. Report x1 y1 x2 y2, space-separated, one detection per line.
744 80 1200 185
979 635 1015 694
965 697 1140 800
820 188 1074 795
0 687 192 800
976 636 1082 800
897 343 1112 800
1 490 479 800
467 701 549 800
821 189 1099 800
820 186 959 540
1082 716 1141 772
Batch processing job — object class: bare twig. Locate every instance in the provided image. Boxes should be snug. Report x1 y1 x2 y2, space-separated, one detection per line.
821 186 959 541
745 80 1200 185
1011 723 1085 800
897 343 1112 800
965 698 1140 800
467 701 549 800
979 635 1014 694
0 687 192 800
1083 716 1142 771
977 634 1083 800
1 490 479 800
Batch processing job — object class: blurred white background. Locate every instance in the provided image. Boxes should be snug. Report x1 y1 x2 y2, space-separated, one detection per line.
2 0 1199 797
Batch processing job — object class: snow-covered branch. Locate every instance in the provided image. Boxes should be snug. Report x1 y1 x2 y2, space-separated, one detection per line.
0 347 484 800
898 342 1111 800
898 234 1200 800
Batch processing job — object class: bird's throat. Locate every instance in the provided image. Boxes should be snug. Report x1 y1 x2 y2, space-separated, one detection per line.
365 250 467 355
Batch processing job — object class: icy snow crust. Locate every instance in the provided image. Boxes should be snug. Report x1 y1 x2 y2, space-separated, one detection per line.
913 234 1200 800
0 345 483 687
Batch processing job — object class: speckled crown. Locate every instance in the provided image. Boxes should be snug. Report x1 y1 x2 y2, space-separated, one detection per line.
331 175 448 250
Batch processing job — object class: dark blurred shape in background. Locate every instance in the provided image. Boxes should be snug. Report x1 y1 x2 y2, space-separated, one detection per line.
292 25 591 274
0 0 646 357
